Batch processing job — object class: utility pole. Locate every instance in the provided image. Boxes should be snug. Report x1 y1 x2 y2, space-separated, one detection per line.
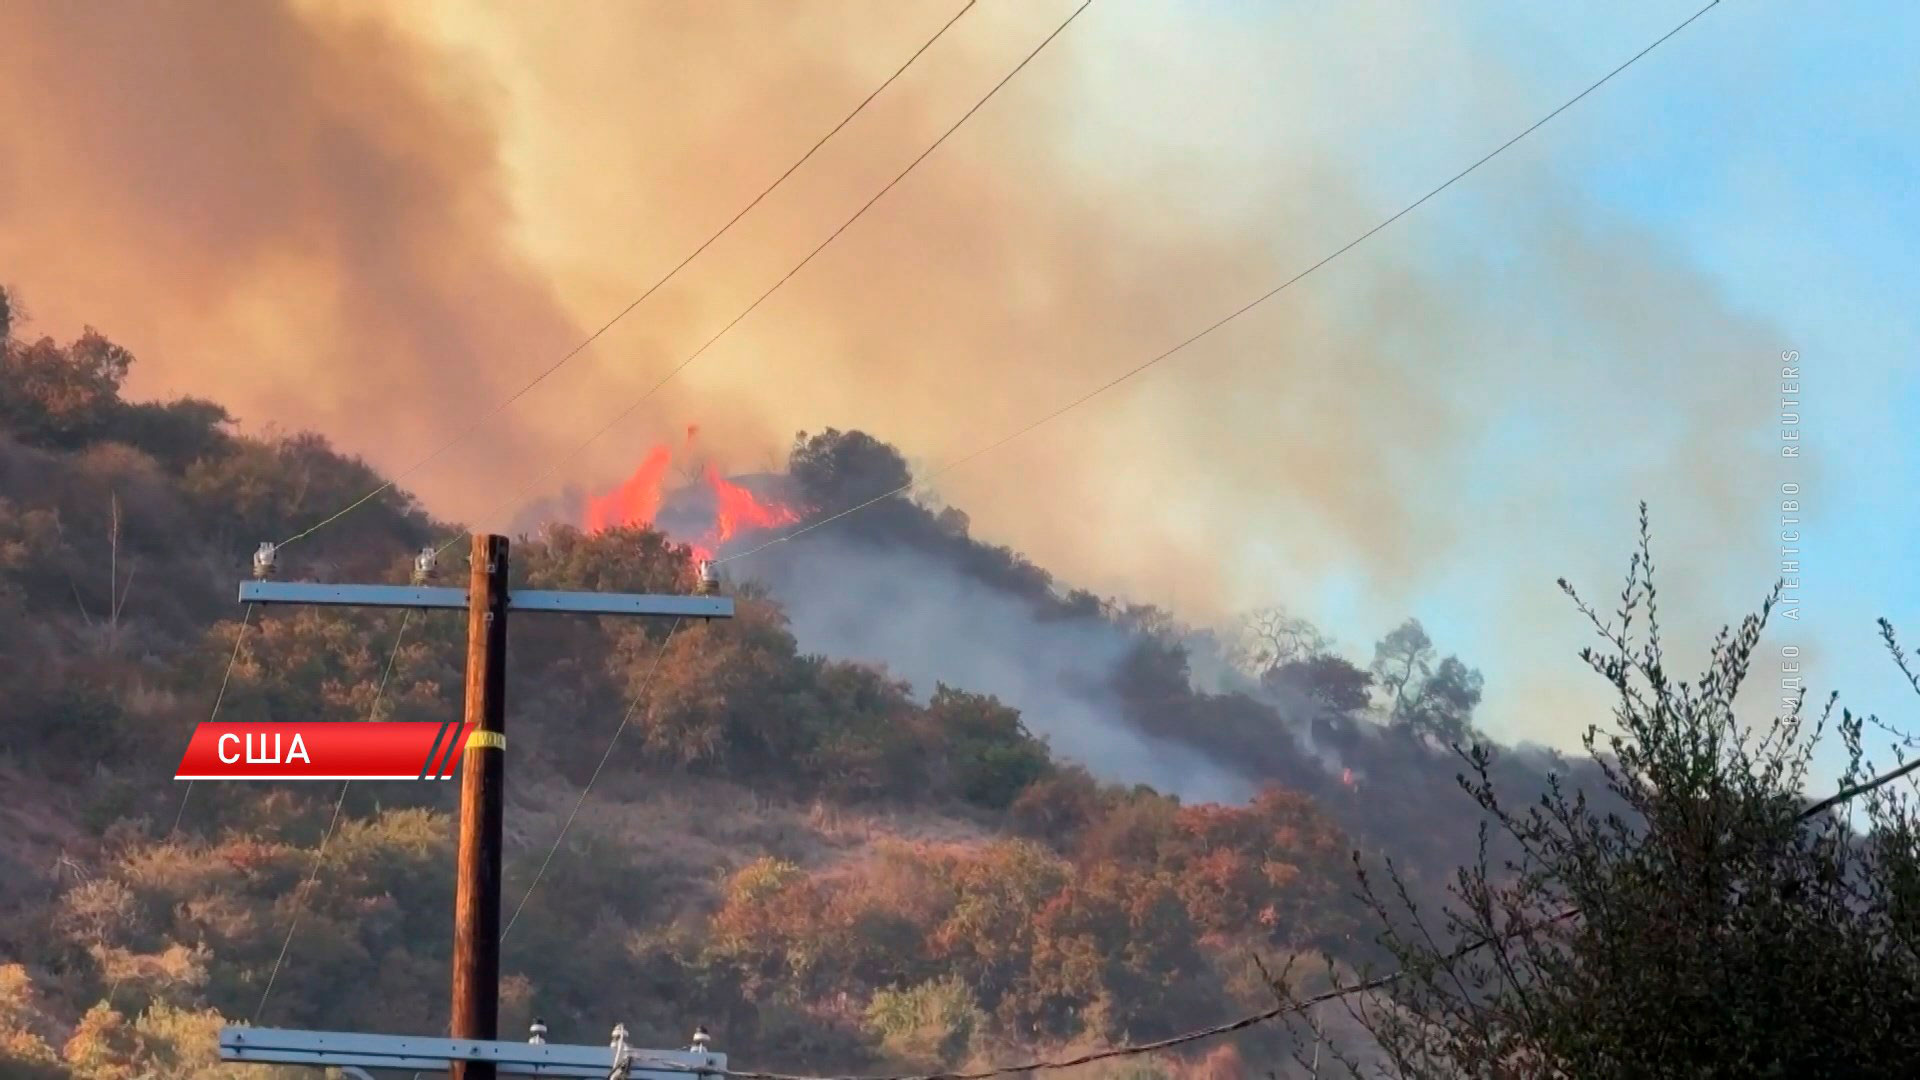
237 535 731 1080
453 534 510 1080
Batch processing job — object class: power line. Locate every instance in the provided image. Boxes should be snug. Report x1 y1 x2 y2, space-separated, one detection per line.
168 602 255 838
719 0 1722 569
254 609 417 1023
1801 756 1920 820
271 0 981 552
500 617 683 943
433 0 1095 560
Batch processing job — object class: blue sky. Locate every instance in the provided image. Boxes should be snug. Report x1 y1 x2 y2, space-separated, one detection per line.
1376 0 1918 779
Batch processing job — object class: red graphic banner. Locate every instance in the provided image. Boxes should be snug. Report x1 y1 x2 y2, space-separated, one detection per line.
174 721 480 780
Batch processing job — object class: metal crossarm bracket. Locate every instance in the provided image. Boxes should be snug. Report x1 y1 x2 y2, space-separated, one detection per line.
239 581 734 619
219 1026 726 1079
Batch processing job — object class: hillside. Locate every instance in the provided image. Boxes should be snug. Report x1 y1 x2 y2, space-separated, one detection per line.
0 297 1597 1078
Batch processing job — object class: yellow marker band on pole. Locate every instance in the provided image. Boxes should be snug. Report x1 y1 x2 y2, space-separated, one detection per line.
466 730 506 752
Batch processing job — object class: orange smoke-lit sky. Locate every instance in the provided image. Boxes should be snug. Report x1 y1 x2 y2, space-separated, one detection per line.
2 1 1914 752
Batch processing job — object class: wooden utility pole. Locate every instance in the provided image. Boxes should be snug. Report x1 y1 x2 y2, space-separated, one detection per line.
452 534 510 1080
235 536 731 1076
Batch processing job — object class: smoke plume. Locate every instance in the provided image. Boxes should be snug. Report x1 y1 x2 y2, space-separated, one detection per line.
0 1 1788 746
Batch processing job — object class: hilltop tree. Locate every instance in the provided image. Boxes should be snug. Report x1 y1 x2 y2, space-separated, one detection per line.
1371 619 1482 742
780 428 1066 606
1233 606 1330 676
1370 620 1434 717
789 428 912 514
1399 656 1482 744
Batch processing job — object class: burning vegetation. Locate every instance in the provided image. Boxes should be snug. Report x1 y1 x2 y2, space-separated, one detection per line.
583 427 801 561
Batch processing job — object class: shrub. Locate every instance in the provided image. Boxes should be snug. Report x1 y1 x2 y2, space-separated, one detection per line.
927 686 1052 810
1332 513 1920 1077
864 976 984 1067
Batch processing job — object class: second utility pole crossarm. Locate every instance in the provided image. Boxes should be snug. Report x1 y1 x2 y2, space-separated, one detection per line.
218 1025 726 1079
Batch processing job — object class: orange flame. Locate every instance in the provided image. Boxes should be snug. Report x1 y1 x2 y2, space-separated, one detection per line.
1341 767 1355 788
707 464 798 545
582 434 799 560
584 444 672 532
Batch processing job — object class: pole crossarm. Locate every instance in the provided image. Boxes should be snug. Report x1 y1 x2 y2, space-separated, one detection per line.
239 581 734 619
219 1026 725 1079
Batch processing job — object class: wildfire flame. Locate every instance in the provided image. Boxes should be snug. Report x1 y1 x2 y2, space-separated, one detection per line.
1341 767 1355 789
707 464 798 546
582 431 798 560
583 444 672 534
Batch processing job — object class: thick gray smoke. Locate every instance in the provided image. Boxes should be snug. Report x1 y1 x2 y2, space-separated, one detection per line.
748 534 1259 804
